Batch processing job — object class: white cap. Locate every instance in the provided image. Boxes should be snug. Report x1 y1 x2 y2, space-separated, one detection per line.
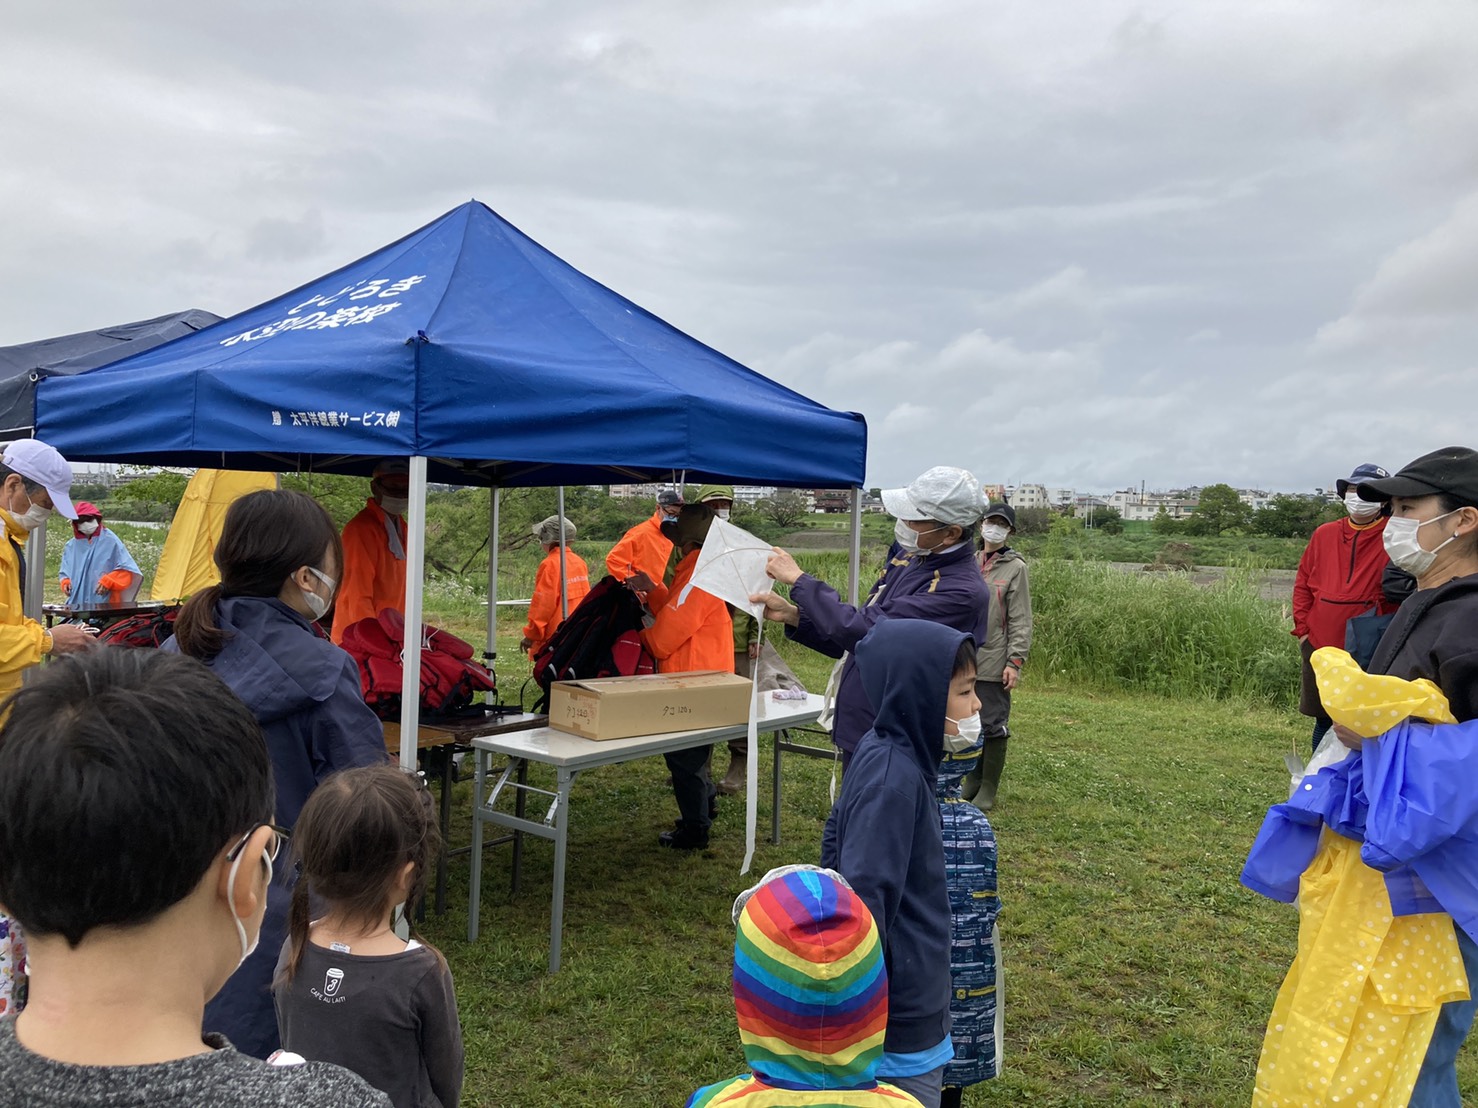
880 466 985 528
2 439 76 519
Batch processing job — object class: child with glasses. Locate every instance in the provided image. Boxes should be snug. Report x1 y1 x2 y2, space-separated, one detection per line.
273 765 463 1108
0 649 388 1107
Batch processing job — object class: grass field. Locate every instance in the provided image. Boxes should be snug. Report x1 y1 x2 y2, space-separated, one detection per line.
49 513 1478 1103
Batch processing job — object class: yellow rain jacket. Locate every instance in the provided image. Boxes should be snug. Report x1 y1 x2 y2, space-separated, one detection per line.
0 508 50 700
1254 648 1467 1106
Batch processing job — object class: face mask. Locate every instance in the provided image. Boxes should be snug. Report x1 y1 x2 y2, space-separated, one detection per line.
301 566 336 620
895 519 947 555
379 495 409 517
1344 492 1380 520
1382 509 1463 577
944 712 984 752
226 840 273 968
14 502 51 532
713 508 731 521
980 522 1010 545
78 520 100 536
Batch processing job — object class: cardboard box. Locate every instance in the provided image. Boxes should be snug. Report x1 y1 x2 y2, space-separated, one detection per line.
548 671 753 740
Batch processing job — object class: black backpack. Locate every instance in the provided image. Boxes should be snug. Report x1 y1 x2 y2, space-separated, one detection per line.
531 575 656 712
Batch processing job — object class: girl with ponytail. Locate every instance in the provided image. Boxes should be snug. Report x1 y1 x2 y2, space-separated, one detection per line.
273 765 462 1108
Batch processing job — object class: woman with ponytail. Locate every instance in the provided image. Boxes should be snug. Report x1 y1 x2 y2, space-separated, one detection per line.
274 765 462 1108
164 489 388 1058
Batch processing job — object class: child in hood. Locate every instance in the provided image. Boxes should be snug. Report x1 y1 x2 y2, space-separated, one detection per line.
821 618 980 1108
686 864 924 1107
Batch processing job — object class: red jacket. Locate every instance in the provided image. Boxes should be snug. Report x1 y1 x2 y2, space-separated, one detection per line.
1292 516 1396 648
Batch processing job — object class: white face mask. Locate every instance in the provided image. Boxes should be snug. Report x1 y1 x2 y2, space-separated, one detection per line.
980 522 1010 545
1344 492 1381 520
379 495 409 517
944 712 984 752
301 565 337 621
226 841 273 968
713 508 731 521
895 519 948 555
78 519 100 536
1383 510 1463 577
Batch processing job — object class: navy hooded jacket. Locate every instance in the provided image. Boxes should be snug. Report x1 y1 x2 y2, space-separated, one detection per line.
163 595 389 1057
788 541 988 755
821 618 970 1060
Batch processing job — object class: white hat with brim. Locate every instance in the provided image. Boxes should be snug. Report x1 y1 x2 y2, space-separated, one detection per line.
3 439 76 519
880 466 985 528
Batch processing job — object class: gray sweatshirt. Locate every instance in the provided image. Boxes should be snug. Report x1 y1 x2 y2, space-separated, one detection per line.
0 1016 389 1107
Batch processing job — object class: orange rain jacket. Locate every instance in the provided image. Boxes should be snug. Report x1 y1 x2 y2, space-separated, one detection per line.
332 499 408 645
0 508 50 699
524 547 592 659
605 510 674 585
642 549 734 674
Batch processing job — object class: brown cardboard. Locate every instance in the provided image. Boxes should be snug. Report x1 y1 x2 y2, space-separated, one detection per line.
548 671 753 740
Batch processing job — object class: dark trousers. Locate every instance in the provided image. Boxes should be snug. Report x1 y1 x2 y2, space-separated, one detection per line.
977 679 1011 739
664 745 715 831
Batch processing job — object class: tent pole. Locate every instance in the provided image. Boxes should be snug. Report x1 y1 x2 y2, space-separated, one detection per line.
848 487 862 606
487 488 499 657
397 457 428 772
22 526 44 623
557 486 569 619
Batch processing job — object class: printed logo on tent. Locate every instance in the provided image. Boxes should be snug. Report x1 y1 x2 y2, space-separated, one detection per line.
218 275 427 346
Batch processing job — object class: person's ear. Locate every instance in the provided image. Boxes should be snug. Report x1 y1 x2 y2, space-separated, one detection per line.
216 825 274 919
289 565 316 592
1458 506 1478 536
396 860 417 902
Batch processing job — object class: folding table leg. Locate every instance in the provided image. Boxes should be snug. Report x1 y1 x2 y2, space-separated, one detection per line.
467 748 486 943
771 728 785 845
511 760 528 895
549 766 573 974
435 745 454 914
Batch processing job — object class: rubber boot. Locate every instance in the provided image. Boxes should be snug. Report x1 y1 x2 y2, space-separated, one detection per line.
716 757 747 796
973 737 1008 811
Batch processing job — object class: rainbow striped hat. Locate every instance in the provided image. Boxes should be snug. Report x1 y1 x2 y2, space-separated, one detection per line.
732 866 888 1091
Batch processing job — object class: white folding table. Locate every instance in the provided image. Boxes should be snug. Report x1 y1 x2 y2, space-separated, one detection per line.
466 693 826 971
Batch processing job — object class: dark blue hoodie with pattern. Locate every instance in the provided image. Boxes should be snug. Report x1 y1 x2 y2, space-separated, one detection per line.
821 617 970 1068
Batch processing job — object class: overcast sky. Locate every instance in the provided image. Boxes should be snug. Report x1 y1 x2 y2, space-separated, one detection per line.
4 1 1477 493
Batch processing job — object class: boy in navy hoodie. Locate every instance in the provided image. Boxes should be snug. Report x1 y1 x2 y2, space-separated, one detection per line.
822 618 980 1108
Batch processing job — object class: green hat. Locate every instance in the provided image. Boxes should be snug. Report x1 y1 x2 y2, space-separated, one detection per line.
696 484 735 504
534 515 577 544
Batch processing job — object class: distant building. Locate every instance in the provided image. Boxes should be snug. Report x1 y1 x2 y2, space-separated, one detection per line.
1107 487 1199 522
608 483 665 500
811 489 851 513
734 485 777 505
1010 483 1053 510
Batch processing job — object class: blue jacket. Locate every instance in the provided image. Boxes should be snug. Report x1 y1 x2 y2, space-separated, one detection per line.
163 596 389 1057
1241 717 1478 945
789 541 988 755
822 618 969 1060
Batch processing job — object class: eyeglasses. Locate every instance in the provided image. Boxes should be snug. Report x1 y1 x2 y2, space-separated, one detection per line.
226 821 291 866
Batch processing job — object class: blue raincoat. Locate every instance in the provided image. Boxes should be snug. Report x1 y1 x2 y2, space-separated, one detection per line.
58 528 140 608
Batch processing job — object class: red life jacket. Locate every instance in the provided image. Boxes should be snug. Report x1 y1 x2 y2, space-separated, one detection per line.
340 608 496 719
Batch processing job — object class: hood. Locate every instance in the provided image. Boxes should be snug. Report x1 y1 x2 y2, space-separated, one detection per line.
855 618 973 774
733 868 888 1091
212 596 344 721
982 545 1023 565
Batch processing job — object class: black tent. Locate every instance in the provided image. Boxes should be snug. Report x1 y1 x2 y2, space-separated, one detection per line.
0 309 220 436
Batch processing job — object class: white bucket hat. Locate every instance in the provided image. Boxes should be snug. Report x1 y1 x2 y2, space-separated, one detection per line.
880 466 985 528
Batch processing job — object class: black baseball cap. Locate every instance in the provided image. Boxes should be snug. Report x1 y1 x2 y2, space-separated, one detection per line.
983 501 1016 528
1356 446 1478 506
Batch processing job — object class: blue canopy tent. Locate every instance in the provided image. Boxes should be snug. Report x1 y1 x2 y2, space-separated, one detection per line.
35 201 868 786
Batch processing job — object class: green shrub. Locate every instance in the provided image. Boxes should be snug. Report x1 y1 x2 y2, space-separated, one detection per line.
1029 559 1298 708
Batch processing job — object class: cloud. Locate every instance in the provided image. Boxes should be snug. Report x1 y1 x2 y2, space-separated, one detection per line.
5 0 1478 494
1312 192 1478 354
